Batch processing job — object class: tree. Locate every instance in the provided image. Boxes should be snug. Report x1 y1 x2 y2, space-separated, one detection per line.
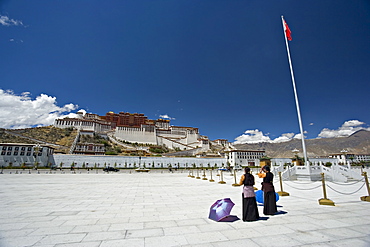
325 162 332 167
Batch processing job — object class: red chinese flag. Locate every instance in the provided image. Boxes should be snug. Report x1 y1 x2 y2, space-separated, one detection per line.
284 20 292 41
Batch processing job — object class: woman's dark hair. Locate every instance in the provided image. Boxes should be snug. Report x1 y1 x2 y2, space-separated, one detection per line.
244 167 250 174
243 167 254 186
264 166 270 172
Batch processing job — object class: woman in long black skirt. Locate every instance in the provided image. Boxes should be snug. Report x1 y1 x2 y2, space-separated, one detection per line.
258 166 277 215
238 167 259 221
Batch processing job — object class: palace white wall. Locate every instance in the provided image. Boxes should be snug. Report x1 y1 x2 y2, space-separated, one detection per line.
53 154 227 168
114 127 157 144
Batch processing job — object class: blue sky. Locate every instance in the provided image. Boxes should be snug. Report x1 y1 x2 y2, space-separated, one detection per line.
0 0 369 143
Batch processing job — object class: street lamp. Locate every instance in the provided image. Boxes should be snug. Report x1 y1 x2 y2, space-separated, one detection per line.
341 149 348 167
292 148 300 166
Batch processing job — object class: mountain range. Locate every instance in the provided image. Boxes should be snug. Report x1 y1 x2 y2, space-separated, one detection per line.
233 130 370 158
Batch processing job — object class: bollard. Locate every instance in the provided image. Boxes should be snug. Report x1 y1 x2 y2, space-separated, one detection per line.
232 169 240 186
190 169 195 178
218 170 226 184
209 169 215 182
202 169 208 180
360 172 370 202
196 169 201 179
318 173 335 206
277 172 290 196
188 169 192 177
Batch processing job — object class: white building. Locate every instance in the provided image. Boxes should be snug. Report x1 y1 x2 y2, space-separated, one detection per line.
114 125 204 151
73 143 105 155
0 143 55 168
329 153 370 164
212 139 229 146
54 112 111 134
225 150 266 167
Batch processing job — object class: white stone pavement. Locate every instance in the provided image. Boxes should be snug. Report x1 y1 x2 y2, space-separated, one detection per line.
0 169 369 247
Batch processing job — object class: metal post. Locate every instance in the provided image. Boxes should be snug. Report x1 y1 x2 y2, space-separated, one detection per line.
360 172 370 202
218 170 226 184
318 173 335 206
196 169 200 179
281 16 309 166
232 168 240 186
202 169 208 180
209 169 215 182
277 171 290 196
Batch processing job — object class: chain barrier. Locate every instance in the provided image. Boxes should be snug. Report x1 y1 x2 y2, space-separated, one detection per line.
283 182 322 191
287 179 316 184
326 182 366 195
331 178 365 186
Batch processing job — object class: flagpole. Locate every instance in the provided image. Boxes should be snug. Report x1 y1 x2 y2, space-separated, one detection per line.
281 16 309 166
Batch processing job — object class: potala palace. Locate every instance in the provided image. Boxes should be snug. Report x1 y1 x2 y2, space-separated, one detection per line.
53 110 227 154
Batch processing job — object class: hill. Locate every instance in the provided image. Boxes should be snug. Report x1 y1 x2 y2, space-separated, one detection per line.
0 126 77 153
0 126 153 156
234 130 370 158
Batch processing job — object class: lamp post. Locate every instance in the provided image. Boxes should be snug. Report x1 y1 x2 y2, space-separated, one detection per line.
292 148 300 166
340 149 348 167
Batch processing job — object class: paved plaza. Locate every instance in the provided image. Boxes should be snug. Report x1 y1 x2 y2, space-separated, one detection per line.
0 169 369 247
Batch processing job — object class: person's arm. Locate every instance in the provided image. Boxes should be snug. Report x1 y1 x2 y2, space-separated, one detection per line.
257 172 266 178
238 174 245 186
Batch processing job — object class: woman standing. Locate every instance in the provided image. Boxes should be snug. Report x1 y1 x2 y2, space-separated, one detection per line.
258 166 277 215
238 167 259 221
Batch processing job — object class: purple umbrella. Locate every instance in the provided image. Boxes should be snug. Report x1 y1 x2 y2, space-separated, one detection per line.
209 198 235 222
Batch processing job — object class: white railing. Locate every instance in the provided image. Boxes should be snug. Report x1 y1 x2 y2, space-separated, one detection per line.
281 165 296 180
275 164 348 182
332 165 362 180
320 165 347 182
69 128 81 154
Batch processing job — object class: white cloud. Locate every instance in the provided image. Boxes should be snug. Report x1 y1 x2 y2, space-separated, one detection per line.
318 120 370 138
159 114 175 120
0 89 79 129
342 120 364 127
234 129 271 144
234 129 298 144
293 133 303 139
272 133 295 143
0 15 23 26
